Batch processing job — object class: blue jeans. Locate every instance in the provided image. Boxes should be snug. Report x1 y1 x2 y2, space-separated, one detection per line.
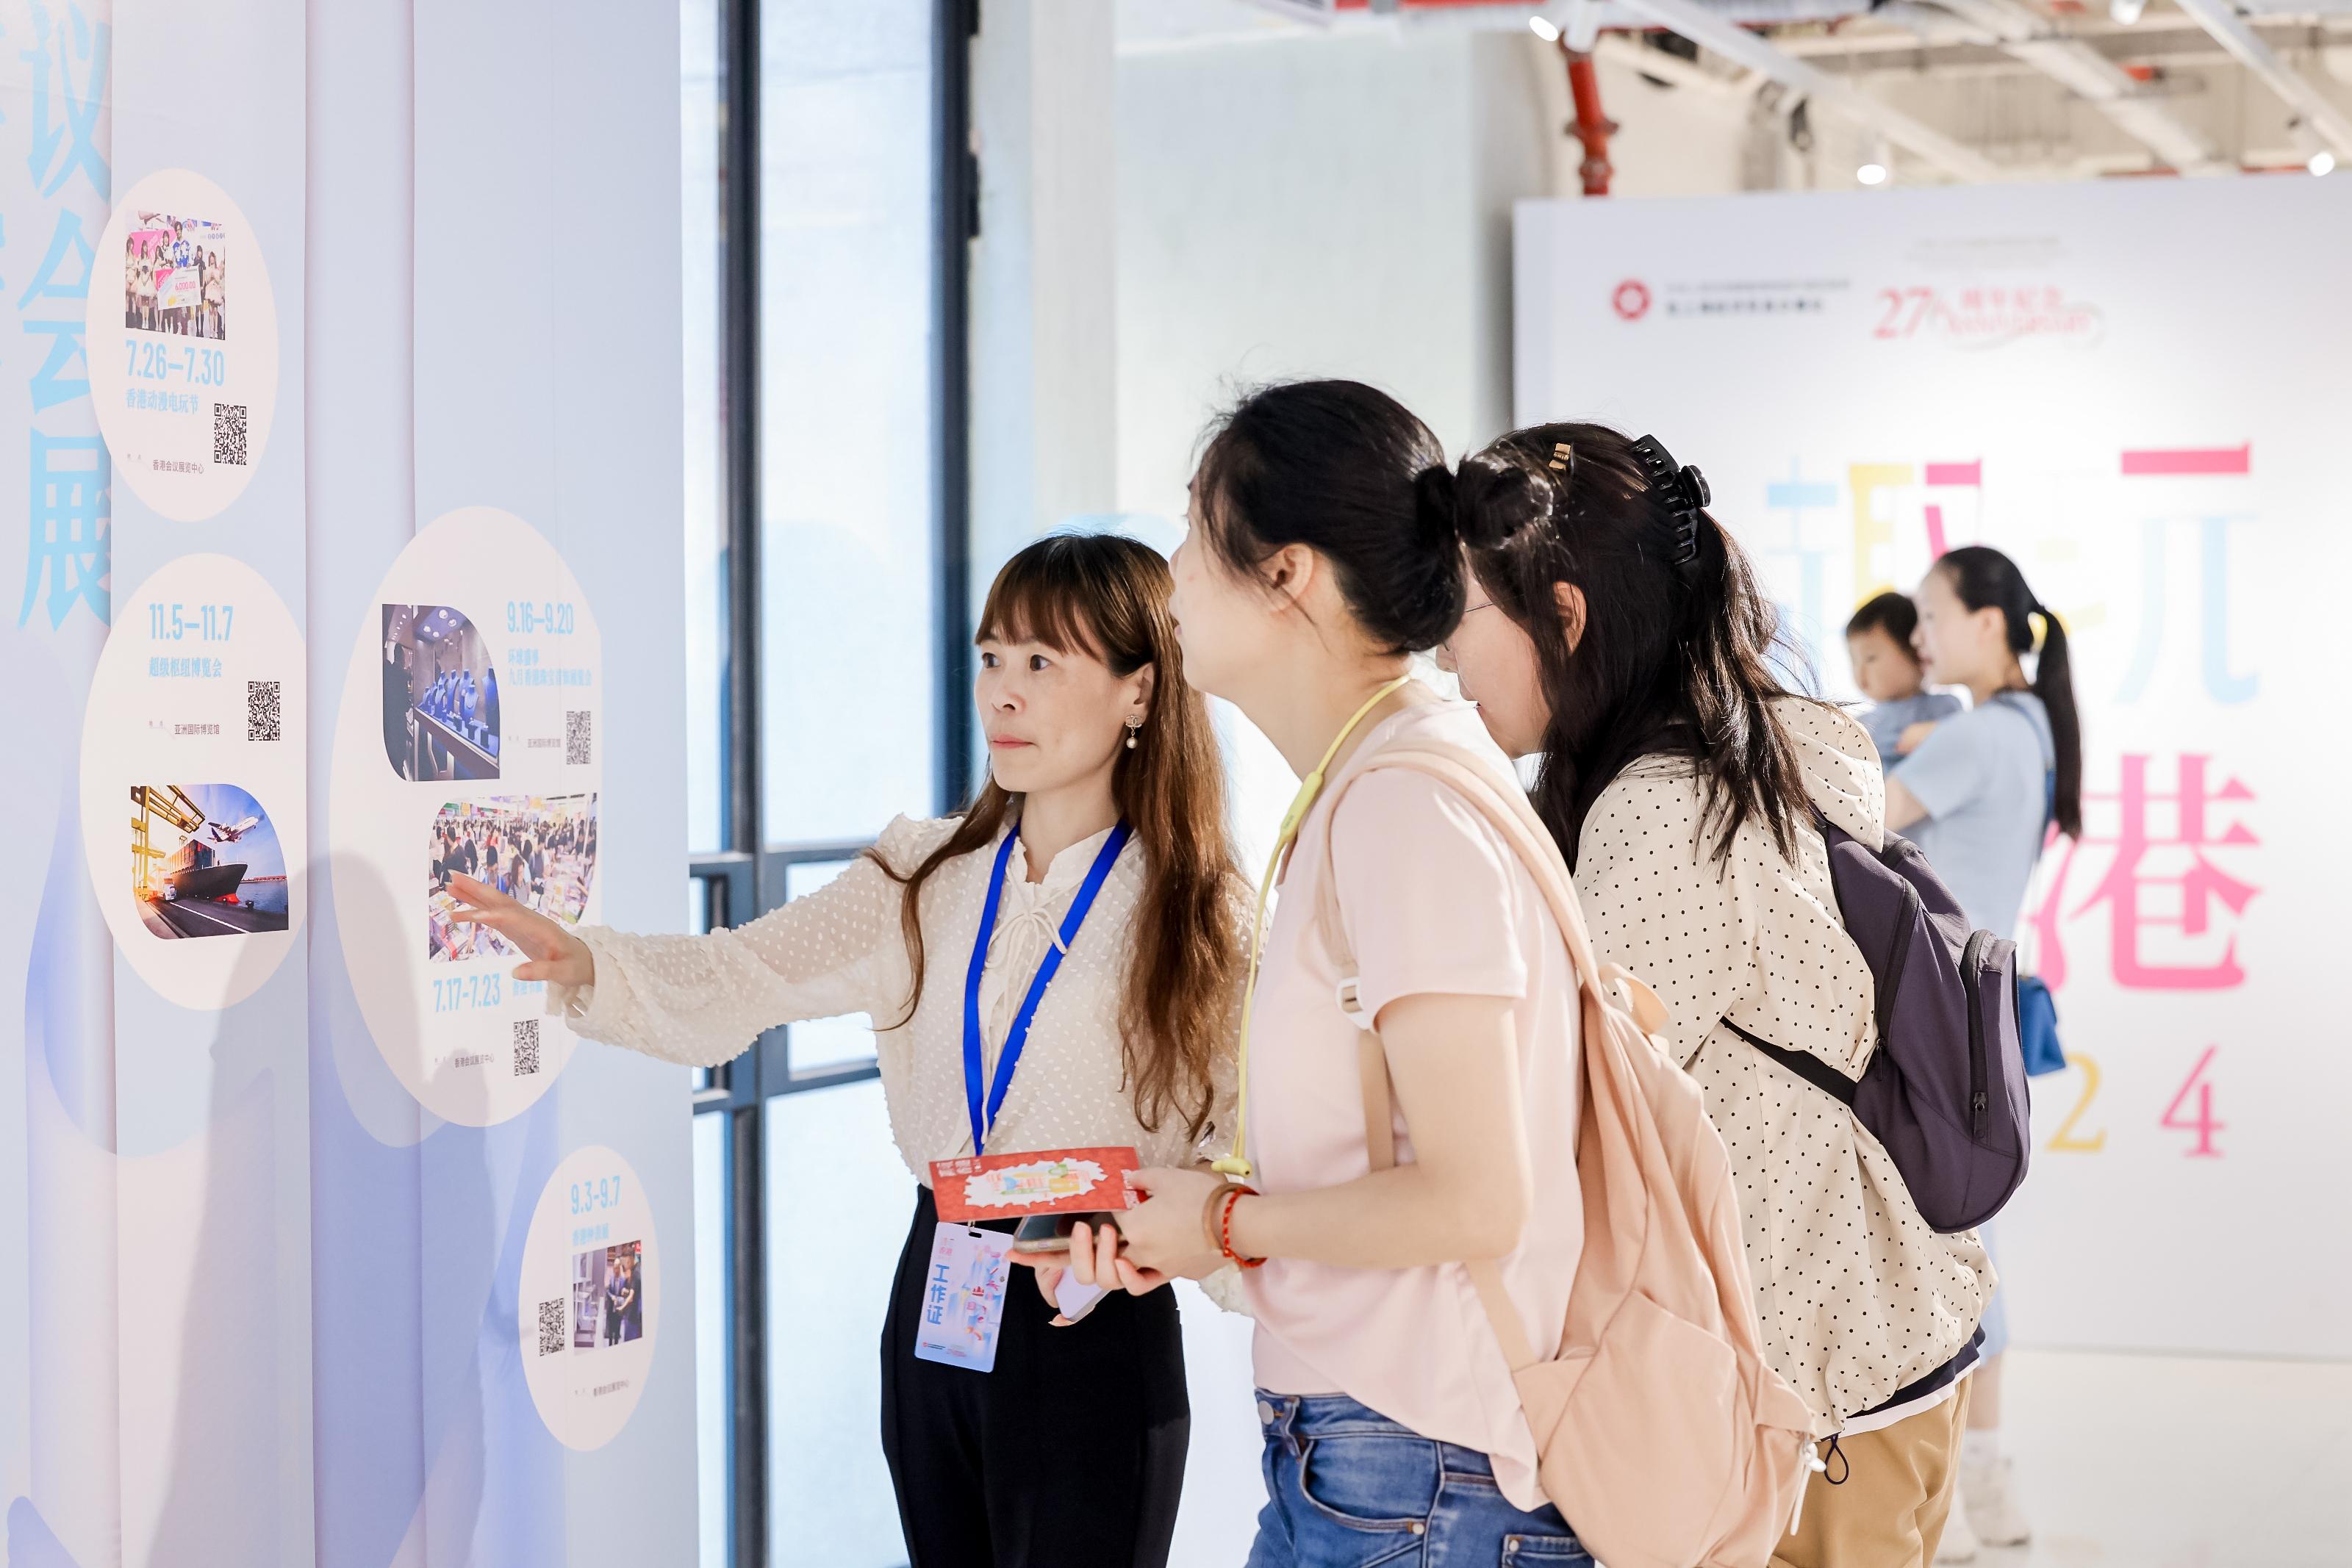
1244 1390 1593 1568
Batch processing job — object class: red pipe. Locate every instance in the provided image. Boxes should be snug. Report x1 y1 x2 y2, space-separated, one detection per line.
1561 42 1615 196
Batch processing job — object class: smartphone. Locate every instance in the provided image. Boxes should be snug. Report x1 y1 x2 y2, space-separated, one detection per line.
1010 1210 1121 1254
1053 1271 1110 1324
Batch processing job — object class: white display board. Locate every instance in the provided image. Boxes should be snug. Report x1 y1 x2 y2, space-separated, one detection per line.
87 168 279 522
79 554 306 1007
1516 179 2352 1358
517 1144 661 1450
330 506 603 1125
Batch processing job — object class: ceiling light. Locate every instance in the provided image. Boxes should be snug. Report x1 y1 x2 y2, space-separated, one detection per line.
1857 129 1893 187
2289 116 2337 177
2110 0 2146 24
1529 14 1561 42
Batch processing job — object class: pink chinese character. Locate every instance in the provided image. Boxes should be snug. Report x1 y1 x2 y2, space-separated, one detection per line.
2031 754 2257 990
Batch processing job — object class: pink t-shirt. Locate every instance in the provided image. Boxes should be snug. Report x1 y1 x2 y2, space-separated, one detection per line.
1238 700 1584 1513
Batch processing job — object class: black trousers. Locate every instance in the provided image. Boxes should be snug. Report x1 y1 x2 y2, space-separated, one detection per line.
879 1184 1190 1567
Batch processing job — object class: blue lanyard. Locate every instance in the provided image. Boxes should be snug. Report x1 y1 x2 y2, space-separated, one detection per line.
962 819 1132 1157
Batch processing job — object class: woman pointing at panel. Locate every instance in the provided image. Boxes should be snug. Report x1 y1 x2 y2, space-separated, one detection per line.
449 531 1249 1568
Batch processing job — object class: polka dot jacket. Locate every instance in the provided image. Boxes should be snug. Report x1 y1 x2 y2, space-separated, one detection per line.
1574 697 1993 1430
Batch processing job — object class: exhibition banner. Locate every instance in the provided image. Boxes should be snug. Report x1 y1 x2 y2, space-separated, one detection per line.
1 1 697 1564
1517 178 2352 1358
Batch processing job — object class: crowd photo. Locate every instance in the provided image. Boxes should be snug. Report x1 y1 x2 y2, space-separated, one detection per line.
426 794 597 963
123 212 229 339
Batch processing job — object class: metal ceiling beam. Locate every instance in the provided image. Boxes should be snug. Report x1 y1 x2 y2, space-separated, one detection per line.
1592 33 1762 98
1608 0 2011 178
1932 0 2233 172
2169 0 2352 153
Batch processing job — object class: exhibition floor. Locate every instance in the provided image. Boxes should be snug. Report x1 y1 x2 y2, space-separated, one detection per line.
1957 1349 2351 1568
1171 1303 2352 1567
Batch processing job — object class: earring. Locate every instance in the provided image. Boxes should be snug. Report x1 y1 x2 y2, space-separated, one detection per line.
1125 715 1143 749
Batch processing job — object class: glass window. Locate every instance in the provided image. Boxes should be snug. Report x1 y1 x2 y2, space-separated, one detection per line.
690 4 960 1561
763 1081 908 1566
757 0 941 843
684 0 732 855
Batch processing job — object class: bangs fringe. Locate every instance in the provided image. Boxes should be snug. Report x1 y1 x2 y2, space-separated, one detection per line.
975 537 1107 660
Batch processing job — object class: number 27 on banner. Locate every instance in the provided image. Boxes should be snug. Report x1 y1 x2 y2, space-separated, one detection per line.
2159 1046 2224 1158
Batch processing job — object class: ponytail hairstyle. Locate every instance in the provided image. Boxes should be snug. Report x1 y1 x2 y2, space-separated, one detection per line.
1453 422 1813 870
862 533 1244 1142
1190 379 1466 653
1929 544 2083 839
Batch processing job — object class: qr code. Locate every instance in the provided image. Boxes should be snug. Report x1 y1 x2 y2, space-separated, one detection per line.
537 1297 565 1356
514 1018 542 1076
247 680 281 741
213 403 248 467
565 709 592 766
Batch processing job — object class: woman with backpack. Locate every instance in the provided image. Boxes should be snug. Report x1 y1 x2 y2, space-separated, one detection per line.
1890 544 2082 1561
1437 422 1993 1568
1094 380 1599 1564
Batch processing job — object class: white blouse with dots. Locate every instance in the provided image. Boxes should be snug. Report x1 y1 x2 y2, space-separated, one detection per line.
1574 698 1993 1430
549 813 1242 1182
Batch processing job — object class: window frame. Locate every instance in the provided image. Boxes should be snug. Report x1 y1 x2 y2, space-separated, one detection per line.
685 3 975 1564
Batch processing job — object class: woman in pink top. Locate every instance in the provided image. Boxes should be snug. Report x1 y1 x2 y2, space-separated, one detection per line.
1097 381 1594 1565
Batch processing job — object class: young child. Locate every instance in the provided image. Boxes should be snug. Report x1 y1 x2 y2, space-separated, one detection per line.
1848 590 1960 770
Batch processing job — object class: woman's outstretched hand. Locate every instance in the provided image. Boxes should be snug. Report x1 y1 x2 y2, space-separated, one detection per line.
445 872 595 989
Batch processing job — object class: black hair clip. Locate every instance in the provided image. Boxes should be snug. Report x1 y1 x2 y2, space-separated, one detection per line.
1629 433 1710 576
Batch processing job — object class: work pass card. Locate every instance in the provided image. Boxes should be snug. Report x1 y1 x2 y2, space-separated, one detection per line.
911 1223 1015 1373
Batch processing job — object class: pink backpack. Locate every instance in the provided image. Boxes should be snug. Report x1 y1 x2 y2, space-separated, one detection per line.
1307 741 1818 1568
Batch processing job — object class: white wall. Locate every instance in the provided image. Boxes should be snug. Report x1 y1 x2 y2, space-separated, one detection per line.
972 0 1120 585
1111 23 1559 893
1114 28 1558 522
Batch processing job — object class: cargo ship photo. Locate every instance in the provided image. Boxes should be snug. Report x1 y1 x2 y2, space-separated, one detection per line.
131 783 291 940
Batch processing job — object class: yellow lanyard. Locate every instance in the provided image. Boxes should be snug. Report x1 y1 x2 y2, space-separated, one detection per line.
1213 675 1413 1182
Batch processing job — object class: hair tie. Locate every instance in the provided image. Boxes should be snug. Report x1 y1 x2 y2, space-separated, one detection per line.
1413 464 1459 550
1629 433 1710 582
1456 450 1556 552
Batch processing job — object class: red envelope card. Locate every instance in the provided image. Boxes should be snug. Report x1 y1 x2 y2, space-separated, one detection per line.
928 1146 1142 1223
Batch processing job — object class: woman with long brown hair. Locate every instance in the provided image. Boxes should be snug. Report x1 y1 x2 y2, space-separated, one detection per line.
449 531 1247 1567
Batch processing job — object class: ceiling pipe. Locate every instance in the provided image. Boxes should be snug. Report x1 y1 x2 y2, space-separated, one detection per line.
2168 0 2352 157
1559 37 1619 193
1607 0 2009 179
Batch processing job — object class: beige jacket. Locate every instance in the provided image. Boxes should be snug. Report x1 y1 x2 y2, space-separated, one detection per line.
1574 697 1992 1428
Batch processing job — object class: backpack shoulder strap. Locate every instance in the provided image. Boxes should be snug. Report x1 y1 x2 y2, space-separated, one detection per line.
1306 740 1670 1373
1309 740 1613 1018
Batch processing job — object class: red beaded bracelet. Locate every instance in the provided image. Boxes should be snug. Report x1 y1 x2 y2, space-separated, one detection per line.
1218 1184 1264 1270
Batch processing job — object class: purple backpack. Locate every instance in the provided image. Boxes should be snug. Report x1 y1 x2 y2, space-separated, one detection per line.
1728 816 2031 1233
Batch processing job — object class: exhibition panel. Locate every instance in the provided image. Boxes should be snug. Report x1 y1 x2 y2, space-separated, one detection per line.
0 3 696 1564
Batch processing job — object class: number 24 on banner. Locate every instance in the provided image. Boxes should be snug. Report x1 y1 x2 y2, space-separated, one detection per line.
2159 1046 2224 1158
2045 1046 2223 1158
